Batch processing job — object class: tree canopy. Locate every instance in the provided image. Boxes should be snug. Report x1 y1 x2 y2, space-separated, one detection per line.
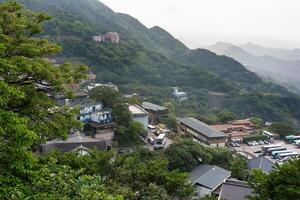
248 158 300 200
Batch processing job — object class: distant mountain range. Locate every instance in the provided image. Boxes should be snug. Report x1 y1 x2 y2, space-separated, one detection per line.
203 42 300 93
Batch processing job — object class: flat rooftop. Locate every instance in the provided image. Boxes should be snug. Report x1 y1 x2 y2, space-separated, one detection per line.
129 105 148 115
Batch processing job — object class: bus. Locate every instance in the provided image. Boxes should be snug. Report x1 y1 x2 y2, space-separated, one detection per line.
262 144 282 152
284 135 300 144
277 152 299 160
148 125 156 133
271 150 293 159
267 147 287 155
154 134 166 150
262 131 274 139
294 140 300 147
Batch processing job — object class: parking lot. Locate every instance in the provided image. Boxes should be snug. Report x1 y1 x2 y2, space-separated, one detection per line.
235 139 300 162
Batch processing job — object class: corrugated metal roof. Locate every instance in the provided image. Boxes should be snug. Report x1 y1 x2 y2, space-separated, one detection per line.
178 117 228 138
142 102 167 111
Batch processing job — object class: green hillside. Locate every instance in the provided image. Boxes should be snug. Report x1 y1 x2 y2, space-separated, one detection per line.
14 0 300 123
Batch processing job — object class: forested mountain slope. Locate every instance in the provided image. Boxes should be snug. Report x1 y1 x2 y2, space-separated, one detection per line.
13 0 300 123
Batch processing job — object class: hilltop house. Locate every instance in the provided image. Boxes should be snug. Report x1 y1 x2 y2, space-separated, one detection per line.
142 102 168 125
189 165 231 198
92 32 120 44
177 117 228 147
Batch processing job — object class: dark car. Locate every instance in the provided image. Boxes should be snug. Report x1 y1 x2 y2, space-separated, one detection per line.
147 137 155 145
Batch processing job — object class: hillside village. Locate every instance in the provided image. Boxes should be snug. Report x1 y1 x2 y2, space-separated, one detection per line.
40 68 300 199
1 1 300 199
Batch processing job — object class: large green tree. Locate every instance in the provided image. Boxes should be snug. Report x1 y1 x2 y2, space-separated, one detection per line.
0 1 100 198
248 158 300 200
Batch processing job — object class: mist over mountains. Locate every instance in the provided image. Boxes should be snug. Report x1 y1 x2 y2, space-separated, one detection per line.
203 42 300 94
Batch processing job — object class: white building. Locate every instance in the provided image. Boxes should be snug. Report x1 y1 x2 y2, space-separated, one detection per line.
129 105 149 130
173 87 188 101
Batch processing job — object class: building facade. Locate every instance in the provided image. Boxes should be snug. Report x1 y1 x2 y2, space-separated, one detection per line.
129 105 149 130
177 117 228 147
142 102 168 125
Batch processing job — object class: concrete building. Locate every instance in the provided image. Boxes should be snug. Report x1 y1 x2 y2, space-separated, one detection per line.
142 102 168 125
92 32 120 44
105 32 120 43
189 165 231 198
129 105 149 130
177 117 228 147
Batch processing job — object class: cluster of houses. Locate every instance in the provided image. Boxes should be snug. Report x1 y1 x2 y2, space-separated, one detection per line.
92 32 120 44
37 70 282 199
41 72 116 155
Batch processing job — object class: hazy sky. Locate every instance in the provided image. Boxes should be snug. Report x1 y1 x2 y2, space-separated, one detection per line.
101 0 300 49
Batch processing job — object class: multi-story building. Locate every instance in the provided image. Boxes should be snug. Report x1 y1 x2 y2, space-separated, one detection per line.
92 32 120 44
142 102 168 125
177 117 228 147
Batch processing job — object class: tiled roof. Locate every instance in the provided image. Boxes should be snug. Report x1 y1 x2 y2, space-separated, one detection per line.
189 165 231 190
248 156 274 173
219 179 253 200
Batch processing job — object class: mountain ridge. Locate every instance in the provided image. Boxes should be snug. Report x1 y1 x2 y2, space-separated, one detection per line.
204 42 300 94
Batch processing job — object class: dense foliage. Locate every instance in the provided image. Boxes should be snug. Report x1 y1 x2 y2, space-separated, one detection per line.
248 158 300 200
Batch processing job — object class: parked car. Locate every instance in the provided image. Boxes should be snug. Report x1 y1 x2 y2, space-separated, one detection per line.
252 141 259 145
230 142 237 147
258 140 264 145
235 143 240 147
246 141 253 146
147 137 155 145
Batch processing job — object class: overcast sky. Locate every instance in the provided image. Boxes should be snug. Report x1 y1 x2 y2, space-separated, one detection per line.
101 0 300 49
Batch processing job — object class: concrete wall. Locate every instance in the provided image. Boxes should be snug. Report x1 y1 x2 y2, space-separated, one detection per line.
133 115 149 130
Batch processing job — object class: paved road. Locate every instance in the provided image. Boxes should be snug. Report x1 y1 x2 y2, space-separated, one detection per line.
145 131 173 150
